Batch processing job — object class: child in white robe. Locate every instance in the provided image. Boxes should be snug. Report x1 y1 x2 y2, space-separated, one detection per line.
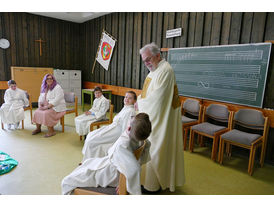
74 86 109 137
61 113 152 195
0 80 29 129
81 91 137 161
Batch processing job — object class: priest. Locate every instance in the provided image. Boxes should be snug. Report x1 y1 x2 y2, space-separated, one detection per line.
136 42 185 192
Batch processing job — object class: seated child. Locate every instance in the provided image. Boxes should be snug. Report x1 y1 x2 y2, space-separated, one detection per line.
75 86 109 137
82 91 137 161
0 80 29 129
61 113 152 195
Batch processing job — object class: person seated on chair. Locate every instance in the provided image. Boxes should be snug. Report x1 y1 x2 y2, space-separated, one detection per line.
61 113 152 195
74 86 109 137
81 91 137 162
0 80 29 130
32 74 66 137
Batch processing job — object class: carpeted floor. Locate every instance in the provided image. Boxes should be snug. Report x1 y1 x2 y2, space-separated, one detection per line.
0 108 274 195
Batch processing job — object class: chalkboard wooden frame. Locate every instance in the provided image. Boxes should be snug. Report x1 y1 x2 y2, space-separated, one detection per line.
168 43 272 108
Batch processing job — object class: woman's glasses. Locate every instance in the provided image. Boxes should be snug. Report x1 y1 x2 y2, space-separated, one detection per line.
46 78 53 80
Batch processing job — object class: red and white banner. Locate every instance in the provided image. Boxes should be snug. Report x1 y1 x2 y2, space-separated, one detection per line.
96 32 116 71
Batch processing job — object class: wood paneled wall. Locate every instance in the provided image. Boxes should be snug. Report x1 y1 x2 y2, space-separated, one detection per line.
0 12 81 102
81 12 274 112
0 12 81 80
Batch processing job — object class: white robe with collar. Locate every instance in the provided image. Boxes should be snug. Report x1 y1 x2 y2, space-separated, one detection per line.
82 105 136 161
61 131 151 195
137 59 185 192
0 88 29 124
75 95 109 136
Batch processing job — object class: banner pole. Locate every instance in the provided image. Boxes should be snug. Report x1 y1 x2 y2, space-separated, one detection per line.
92 30 105 74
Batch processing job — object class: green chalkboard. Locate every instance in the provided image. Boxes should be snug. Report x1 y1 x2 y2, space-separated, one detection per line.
168 43 272 108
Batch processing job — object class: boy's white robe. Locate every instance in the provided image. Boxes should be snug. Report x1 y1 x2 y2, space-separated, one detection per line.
75 95 109 136
82 105 136 161
137 59 185 192
0 88 29 124
61 131 151 195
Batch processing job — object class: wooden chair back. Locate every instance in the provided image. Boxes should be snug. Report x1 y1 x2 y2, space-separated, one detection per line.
60 92 78 132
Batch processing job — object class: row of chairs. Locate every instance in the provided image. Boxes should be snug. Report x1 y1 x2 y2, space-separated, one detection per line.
181 98 270 175
0 92 114 142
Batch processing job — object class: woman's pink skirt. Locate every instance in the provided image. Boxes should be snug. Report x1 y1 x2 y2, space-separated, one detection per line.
33 108 66 127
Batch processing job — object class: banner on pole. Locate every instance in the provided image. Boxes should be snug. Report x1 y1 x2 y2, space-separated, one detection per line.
96 32 116 71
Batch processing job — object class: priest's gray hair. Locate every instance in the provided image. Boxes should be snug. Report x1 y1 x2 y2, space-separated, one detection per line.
139 42 160 56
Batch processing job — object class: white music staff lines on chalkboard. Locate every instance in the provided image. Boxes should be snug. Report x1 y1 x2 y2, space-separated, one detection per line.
170 50 263 61
168 43 271 107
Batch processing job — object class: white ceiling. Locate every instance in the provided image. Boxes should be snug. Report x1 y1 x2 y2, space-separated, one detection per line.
29 12 111 23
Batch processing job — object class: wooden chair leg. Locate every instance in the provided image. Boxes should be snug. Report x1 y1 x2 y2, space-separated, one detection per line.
80 136 82 141
60 117 64 132
183 128 188 150
1 122 4 130
218 139 225 164
260 143 266 168
211 136 219 161
189 129 194 152
30 110 33 123
22 120 24 129
248 146 256 176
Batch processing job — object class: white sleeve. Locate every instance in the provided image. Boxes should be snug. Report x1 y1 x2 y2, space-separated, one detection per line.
48 85 64 106
4 90 11 103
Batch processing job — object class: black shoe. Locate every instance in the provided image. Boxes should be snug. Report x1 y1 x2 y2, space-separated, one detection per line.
141 185 161 194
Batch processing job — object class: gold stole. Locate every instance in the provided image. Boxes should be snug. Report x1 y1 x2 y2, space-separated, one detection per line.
172 84 181 109
141 77 152 99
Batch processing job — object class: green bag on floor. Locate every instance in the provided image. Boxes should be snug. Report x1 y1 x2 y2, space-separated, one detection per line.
0 151 18 175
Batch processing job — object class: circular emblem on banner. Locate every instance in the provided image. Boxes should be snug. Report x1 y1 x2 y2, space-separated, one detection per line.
101 42 112 60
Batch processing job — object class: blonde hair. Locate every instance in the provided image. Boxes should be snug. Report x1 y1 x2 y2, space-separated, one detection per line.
130 113 152 141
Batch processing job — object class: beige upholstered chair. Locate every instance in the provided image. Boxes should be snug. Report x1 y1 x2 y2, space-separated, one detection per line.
189 103 232 161
181 98 202 150
218 109 270 175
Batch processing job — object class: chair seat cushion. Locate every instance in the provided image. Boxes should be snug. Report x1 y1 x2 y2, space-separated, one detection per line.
182 115 197 124
221 129 261 146
192 122 226 136
75 186 116 195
